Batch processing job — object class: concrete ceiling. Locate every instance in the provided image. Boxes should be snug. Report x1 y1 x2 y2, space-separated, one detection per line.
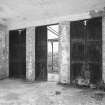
0 0 105 29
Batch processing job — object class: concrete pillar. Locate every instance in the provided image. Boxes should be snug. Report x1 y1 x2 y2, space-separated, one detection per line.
0 25 9 79
102 16 105 82
59 21 70 84
5 27 9 77
26 27 35 81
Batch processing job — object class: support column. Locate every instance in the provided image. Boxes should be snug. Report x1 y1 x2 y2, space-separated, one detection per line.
0 25 9 79
102 16 105 82
59 21 70 84
26 27 35 81
5 27 9 77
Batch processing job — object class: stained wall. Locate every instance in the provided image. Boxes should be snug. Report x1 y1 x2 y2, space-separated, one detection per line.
0 24 9 79
26 27 35 81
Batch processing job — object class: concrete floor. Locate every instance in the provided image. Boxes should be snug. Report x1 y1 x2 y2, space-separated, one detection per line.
0 79 105 105
48 73 59 82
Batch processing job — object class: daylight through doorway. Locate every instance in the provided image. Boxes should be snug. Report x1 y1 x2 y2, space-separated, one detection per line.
47 24 59 82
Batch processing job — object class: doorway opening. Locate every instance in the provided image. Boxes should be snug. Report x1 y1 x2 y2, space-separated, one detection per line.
9 29 26 79
35 24 59 82
47 24 59 82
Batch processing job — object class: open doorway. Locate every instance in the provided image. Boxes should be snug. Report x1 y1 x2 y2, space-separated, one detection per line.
35 24 59 82
47 24 59 82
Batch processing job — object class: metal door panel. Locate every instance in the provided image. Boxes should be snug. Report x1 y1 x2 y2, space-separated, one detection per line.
87 42 101 62
9 29 26 79
71 41 85 61
70 20 84 40
35 26 47 81
87 17 102 40
70 17 102 84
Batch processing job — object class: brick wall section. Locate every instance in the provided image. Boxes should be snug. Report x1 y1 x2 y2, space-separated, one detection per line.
26 27 35 81
0 25 9 79
59 21 70 84
102 16 105 82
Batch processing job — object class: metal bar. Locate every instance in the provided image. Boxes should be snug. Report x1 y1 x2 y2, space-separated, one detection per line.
48 38 58 42
48 26 59 36
47 27 59 36
51 41 54 72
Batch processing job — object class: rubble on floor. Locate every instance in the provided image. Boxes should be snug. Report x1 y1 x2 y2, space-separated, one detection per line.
0 79 105 105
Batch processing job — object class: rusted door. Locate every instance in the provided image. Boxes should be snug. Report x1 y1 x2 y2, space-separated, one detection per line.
70 20 85 82
86 17 102 84
35 26 47 80
9 29 26 79
70 17 102 84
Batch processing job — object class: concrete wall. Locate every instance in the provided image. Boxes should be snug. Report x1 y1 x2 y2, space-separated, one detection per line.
0 15 104 83
0 24 9 79
59 21 70 84
26 27 35 81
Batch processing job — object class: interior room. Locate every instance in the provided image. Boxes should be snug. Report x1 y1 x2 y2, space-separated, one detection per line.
0 0 105 104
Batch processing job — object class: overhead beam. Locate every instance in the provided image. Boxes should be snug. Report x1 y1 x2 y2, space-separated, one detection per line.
48 38 58 42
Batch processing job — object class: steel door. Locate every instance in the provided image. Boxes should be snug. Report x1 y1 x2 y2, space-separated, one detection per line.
35 26 47 80
9 29 26 79
70 17 102 84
